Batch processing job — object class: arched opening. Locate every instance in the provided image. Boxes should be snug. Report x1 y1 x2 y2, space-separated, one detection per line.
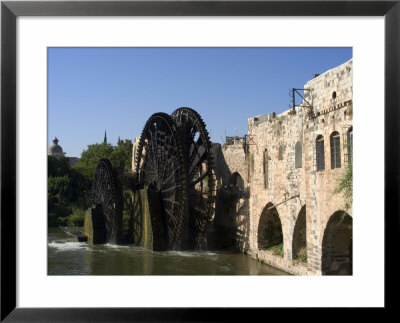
322 211 352 275
292 205 307 262
229 172 244 188
295 141 302 168
258 202 283 256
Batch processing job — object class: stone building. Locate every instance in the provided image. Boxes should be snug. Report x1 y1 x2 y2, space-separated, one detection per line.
217 59 353 275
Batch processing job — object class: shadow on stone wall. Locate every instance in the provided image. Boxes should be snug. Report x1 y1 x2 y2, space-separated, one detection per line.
207 185 250 253
206 143 251 253
211 143 232 187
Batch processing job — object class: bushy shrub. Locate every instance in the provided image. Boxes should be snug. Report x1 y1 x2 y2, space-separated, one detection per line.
61 207 85 227
267 243 284 257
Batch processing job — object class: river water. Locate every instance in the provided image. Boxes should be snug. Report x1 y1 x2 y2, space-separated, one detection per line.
48 227 288 275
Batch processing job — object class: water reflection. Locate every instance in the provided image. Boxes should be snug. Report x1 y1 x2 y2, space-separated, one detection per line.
48 228 288 275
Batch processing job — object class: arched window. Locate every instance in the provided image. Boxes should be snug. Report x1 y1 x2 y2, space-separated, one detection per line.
330 131 341 169
263 149 268 189
347 127 353 164
295 141 302 168
278 145 284 161
229 172 244 188
316 135 325 171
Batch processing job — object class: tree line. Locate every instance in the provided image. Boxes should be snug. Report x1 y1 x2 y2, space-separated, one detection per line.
48 139 132 227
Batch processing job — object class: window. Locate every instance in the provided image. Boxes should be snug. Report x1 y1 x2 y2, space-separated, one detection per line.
263 149 268 189
316 135 325 171
295 141 302 168
330 131 341 169
278 145 284 161
347 127 353 164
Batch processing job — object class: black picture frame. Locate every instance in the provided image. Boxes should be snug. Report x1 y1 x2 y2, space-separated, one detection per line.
1 0 398 321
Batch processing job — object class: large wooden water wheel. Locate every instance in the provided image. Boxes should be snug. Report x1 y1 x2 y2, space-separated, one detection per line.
172 107 216 250
135 112 188 250
89 108 216 250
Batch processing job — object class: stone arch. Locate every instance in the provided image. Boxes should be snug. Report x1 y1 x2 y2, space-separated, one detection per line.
257 202 283 255
229 172 244 188
321 211 352 275
292 205 307 261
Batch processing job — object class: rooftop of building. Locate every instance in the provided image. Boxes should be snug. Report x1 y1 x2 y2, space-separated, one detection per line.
248 58 353 126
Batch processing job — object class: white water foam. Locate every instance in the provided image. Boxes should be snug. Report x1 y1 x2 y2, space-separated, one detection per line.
48 241 89 251
166 251 217 257
104 244 131 249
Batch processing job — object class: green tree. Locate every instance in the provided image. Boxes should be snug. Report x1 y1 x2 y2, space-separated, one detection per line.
110 139 133 172
48 155 70 177
74 142 114 180
74 139 133 180
48 155 91 226
48 174 73 227
48 175 72 204
48 139 133 227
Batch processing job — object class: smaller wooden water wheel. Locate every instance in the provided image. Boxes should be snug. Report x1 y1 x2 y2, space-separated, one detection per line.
91 158 123 244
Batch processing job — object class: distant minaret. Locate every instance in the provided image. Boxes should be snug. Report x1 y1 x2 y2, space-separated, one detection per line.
104 130 107 144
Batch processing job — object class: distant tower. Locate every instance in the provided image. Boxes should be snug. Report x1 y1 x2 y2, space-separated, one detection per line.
48 137 64 157
104 130 107 144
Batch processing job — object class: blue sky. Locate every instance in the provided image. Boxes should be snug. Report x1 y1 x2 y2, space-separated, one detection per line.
48 47 352 157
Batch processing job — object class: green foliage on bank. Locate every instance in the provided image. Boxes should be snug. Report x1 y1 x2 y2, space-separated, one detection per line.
48 139 133 227
267 243 284 257
334 163 352 211
295 246 307 263
48 155 91 227
63 207 86 227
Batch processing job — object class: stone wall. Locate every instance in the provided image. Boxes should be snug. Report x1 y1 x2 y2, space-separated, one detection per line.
212 140 249 188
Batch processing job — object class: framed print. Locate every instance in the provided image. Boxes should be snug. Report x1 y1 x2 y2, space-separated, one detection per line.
1 0 399 321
